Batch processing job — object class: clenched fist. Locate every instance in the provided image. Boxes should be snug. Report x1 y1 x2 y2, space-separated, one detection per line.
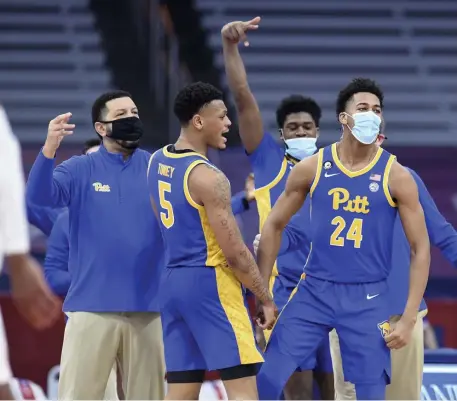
221 17 261 47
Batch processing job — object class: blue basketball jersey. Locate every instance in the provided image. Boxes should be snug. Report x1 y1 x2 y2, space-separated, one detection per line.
147 145 227 269
305 143 398 283
252 134 311 282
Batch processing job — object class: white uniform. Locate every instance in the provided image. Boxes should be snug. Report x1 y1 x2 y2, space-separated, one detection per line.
0 106 31 384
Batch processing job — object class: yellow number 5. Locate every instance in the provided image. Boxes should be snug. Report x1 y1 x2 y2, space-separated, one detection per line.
158 180 174 229
330 216 363 248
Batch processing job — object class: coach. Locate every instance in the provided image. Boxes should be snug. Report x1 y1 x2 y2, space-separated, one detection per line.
26 91 165 400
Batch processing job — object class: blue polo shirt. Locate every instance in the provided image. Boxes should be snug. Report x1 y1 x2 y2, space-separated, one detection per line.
26 144 165 312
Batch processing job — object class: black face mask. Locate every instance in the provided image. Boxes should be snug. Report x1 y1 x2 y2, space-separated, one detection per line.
100 116 144 143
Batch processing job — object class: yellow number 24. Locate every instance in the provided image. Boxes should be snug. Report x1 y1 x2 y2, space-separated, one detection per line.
330 216 363 248
158 180 175 229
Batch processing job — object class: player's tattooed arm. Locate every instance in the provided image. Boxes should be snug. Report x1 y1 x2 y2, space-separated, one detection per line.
189 163 273 305
221 18 264 153
257 155 317 285
386 161 430 349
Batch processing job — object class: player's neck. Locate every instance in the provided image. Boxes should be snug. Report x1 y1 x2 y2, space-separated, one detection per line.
337 134 378 165
174 132 208 157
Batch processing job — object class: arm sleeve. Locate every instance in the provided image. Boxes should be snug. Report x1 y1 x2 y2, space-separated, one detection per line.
27 203 64 237
410 168 457 267
231 191 250 216
26 150 79 208
43 212 71 296
0 106 30 255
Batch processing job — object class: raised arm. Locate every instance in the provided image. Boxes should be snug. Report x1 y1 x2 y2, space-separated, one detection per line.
386 162 430 349
221 18 264 153
26 113 76 208
189 163 276 327
257 155 318 284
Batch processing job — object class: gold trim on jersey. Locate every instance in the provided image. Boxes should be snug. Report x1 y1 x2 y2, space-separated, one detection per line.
183 160 226 267
383 155 398 207
215 265 264 363
331 143 383 178
183 160 206 210
163 145 209 160
147 149 160 178
254 158 289 278
310 148 324 196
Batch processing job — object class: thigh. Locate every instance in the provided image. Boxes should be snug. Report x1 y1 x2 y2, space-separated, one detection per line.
186 266 263 371
58 312 121 400
386 314 424 400
0 311 11 385
337 283 390 385
329 329 356 400
266 278 331 370
161 303 206 373
121 312 166 400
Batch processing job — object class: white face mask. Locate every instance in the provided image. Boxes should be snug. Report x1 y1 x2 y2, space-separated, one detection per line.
344 111 381 145
284 137 317 160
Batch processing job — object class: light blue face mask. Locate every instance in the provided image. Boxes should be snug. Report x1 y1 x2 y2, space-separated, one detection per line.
346 111 381 145
284 137 317 160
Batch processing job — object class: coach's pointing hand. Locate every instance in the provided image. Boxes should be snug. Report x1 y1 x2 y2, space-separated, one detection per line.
221 17 261 47
43 112 75 158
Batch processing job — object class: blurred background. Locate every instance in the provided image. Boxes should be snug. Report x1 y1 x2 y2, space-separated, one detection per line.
0 0 456 398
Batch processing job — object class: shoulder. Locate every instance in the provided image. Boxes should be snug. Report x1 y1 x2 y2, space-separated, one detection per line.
389 160 418 198
188 162 230 200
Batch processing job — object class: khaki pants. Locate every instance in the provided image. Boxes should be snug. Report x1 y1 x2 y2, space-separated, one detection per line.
59 312 165 400
330 312 425 400
104 364 119 400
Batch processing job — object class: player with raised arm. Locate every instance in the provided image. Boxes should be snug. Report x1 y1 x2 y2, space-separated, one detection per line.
147 82 277 401
256 78 430 400
222 18 334 400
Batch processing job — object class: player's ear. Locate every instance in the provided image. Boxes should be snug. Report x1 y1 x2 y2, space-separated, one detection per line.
94 122 107 137
192 114 204 131
315 127 320 139
338 112 348 125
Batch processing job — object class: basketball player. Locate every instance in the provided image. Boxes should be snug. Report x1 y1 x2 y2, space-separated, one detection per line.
0 106 61 399
256 78 430 400
221 17 333 399
147 82 276 400
329 136 457 400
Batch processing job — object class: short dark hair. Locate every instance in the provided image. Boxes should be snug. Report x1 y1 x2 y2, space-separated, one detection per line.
336 78 384 116
82 138 101 155
173 82 223 125
276 95 322 128
91 90 132 126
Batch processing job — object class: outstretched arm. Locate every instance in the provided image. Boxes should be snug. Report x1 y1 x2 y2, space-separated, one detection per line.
189 164 272 306
257 155 318 284
386 162 430 349
222 18 264 154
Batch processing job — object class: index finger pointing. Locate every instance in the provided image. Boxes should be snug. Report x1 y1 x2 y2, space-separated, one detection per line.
245 16 261 26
